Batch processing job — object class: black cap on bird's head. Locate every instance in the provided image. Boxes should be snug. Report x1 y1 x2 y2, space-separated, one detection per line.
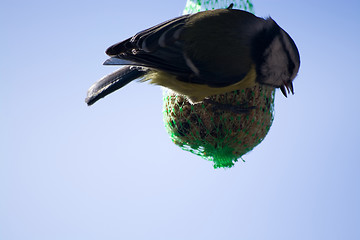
252 18 300 97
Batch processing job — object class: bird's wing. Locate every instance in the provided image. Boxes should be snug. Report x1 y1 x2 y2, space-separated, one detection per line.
104 10 259 87
104 15 194 79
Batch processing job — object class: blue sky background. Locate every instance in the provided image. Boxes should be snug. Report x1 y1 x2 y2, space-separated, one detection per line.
1 0 360 239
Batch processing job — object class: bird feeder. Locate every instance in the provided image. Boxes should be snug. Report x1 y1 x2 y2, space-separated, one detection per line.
162 0 276 168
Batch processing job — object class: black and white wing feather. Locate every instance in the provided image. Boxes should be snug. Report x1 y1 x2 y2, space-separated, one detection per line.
104 15 193 78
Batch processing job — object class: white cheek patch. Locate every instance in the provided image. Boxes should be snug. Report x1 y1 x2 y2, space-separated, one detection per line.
262 36 289 85
266 36 288 73
280 30 300 80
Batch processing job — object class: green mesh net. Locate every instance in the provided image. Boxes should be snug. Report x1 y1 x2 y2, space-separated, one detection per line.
163 0 276 168
183 0 254 14
163 85 275 168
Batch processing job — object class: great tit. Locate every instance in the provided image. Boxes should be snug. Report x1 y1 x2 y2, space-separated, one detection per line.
85 7 300 106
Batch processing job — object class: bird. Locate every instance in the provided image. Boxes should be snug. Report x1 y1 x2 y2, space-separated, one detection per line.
85 5 300 106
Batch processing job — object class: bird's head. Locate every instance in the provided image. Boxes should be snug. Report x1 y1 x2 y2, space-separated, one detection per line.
252 18 300 97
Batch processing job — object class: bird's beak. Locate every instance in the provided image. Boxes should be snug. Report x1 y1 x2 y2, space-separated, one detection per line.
280 82 294 97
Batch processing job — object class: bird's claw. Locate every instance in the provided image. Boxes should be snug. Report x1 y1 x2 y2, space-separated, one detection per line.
280 81 294 97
